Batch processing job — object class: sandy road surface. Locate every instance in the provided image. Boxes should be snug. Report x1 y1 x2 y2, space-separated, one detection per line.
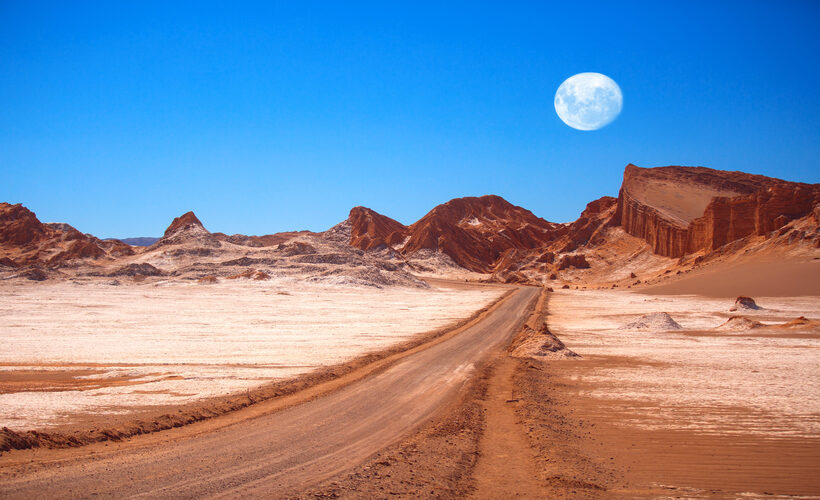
0 287 538 499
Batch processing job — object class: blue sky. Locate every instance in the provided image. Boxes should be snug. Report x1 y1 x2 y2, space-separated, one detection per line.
2 1 819 238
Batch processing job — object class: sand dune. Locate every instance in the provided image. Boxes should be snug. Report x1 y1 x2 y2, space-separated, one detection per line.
645 258 820 297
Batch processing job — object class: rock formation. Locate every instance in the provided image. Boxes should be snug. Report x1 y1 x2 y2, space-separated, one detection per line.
109 263 165 277
613 164 820 258
344 195 568 274
339 164 818 284
0 202 133 268
163 211 204 236
3 163 817 285
401 195 566 272
729 296 762 311
214 231 313 247
511 323 580 359
347 206 408 251
153 210 221 249
776 316 820 329
557 254 590 270
549 196 617 253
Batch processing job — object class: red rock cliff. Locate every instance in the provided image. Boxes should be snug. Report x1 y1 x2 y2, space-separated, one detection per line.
687 184 820 253
614 164 820 258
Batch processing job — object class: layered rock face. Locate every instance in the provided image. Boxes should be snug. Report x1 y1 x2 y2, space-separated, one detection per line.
400 195 566 273
345 195 568 273
688 184 820 252
549 196 617 253
347 206 408 251
615 164 820 258
0 202 132 267
344 194 621 277
343 165 817 280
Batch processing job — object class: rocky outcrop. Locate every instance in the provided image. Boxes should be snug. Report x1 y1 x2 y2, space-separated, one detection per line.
0 203 133 267
163 211 203 236
551 196 617 253
688 184 820 253
5 164 814 284
777 316 820 329
343 195 569 273
557 254 590 270
154 211 220 249
614 164 820 258
0 203 49 249
729 296 762 311
339 164 820 282
347 206 408 251
615 187 689 257
342 193 617 279
511 323 580 359
400 195 566 273
109 263 165 277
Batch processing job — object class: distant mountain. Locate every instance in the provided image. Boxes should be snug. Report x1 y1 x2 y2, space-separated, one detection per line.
2 164 817 286
342 164 820 283
162 211 205 237
116 237 159 247
0 203 133 269
345 196 569 273
347 206 408 251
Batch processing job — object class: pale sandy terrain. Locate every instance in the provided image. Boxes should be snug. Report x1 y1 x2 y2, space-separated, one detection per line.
548 289 820 437
0 288 538 499
0 279 505 430
542 288 820 496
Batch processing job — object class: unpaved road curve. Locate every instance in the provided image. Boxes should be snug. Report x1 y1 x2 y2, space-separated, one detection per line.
0 287 538 499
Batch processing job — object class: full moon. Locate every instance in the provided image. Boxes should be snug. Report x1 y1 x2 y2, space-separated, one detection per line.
554 72 623 131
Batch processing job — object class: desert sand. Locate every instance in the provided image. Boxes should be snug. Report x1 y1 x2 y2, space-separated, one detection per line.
645 257 820 297
1 163 818 497
0 287 538 498
541 288 820 496
0 278 505 430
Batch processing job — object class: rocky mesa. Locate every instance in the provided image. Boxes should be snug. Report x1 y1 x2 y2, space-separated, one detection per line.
613 164 820 258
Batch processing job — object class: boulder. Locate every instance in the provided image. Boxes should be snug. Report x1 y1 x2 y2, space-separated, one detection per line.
729 296 762 311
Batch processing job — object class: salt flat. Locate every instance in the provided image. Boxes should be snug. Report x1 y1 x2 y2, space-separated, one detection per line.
548 289 820 437
0 279 505 430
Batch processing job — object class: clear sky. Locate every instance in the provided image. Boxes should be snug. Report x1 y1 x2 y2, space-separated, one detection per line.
2 1 819 238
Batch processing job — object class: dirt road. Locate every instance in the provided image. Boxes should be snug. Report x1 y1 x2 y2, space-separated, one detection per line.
0 287 538 499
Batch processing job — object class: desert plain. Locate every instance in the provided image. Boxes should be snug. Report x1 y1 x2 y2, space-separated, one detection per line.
0 279 505 430
1 164 819 498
